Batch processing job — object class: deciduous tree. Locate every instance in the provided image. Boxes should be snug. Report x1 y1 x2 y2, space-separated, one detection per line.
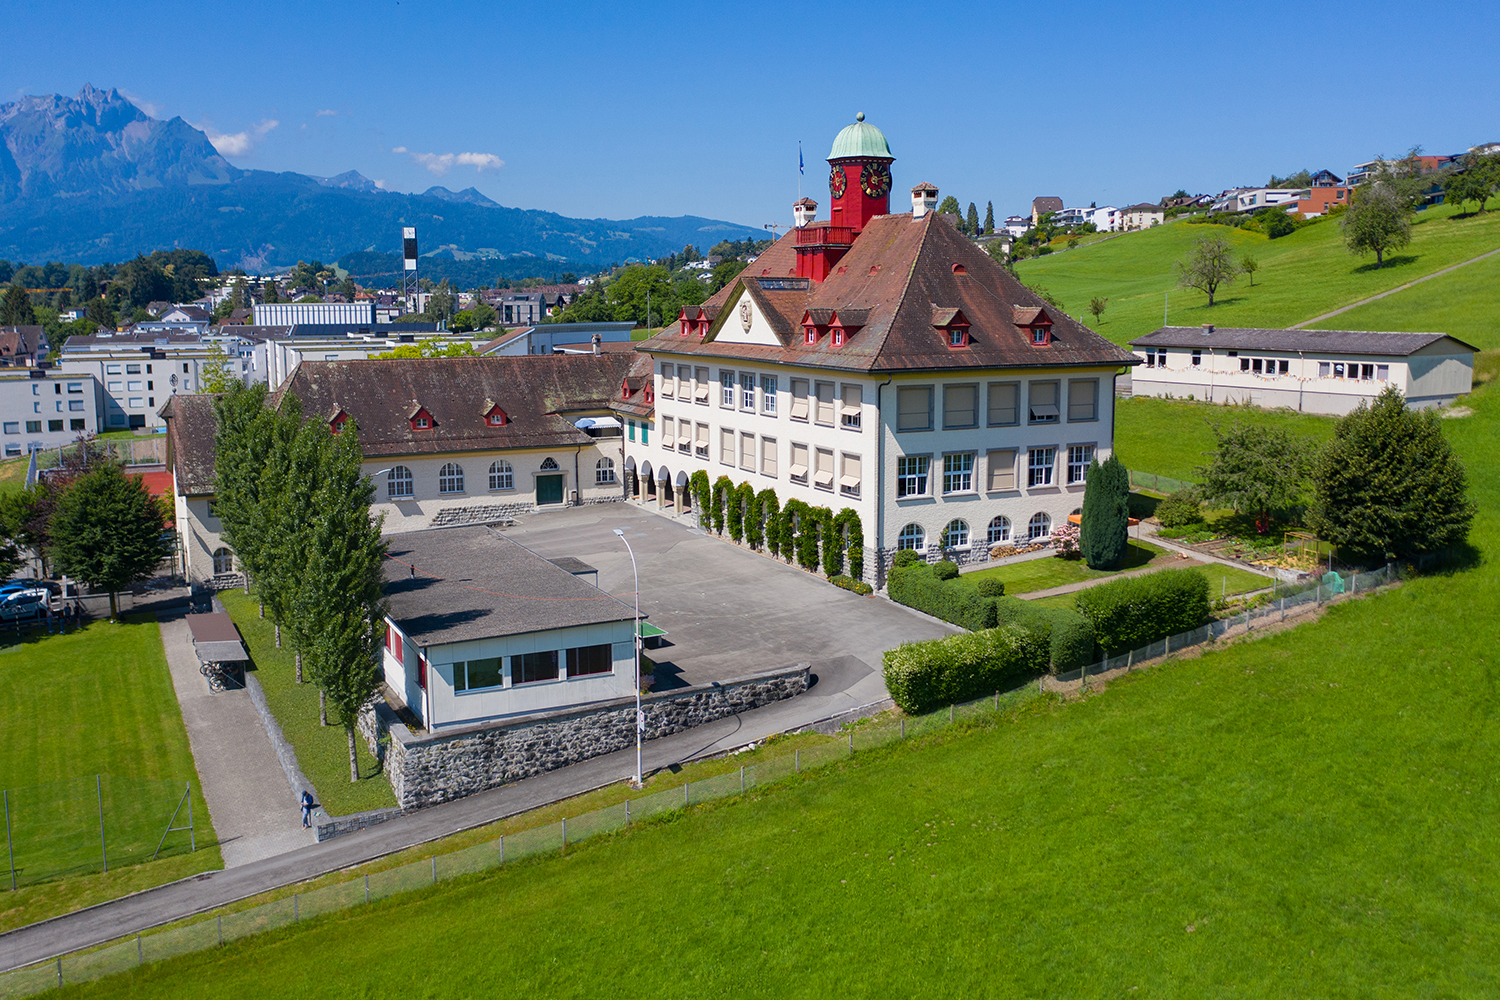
1088 297 1108 324
1308 386 1474 562
1196 423 1311 533
1240 253 1260 286
1444 153 1497 215
48 464 171 619
1341 182 1412 266
1176 233 1237 306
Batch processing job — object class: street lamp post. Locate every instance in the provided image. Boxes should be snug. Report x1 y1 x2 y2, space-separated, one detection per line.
612 528 643 786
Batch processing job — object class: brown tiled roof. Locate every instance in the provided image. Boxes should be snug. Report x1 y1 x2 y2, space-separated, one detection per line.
637 211 1134 374
269 354 652 458
160 393 221 496
0 326 42 359
1032 196 1064 213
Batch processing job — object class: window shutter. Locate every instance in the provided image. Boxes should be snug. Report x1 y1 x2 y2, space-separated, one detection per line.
897 387 932 431
814 382 836 425
790 379 810 420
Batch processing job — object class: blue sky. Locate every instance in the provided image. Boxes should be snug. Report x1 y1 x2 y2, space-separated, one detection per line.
5 0 1497 226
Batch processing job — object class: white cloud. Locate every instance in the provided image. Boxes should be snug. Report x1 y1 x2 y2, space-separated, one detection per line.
374 179 390 190
315 109 337 116
120 89 162 118
202 118 279 156
393 146 505 175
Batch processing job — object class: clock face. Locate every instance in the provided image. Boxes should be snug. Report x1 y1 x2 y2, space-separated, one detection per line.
829 166 847 199
860 162 892 198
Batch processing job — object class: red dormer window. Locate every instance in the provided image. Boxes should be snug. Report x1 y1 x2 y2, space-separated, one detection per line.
832 329 846 348
410 407 433 430
1031 327 1052 346
804 326 818 345
329 409 349 434
621 378 632 400
487 410 507 426
644 384 654 405
679 317 693 336
947 328 970 348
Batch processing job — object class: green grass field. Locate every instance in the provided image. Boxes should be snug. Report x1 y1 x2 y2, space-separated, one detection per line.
1016 203 1500 348
1113 396 1339 483
962 539 1170 593
219 591 395 816
1307 246 1500 351
0 616 219 932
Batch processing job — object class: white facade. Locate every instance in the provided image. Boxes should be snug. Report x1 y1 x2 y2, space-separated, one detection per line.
0 372 98 456
254 301 375 326
1119 205 1164 230
1130 340 1474 414
257 333 480 390
1086 206 1119 231
383 617 637 730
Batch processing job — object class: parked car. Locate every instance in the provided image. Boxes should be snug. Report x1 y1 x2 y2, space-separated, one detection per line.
0 579 62 598
0 589 49 621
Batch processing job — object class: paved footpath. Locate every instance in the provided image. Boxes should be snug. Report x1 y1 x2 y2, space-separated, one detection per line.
158 612 316 867
0 652 884 973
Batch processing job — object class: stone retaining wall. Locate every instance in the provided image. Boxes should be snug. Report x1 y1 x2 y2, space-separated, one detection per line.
361 664 810 810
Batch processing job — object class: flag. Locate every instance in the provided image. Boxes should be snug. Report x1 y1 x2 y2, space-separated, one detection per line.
799 142 804 176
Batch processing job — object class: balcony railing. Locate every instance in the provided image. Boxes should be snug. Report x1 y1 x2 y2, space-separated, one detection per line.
794 225 855 247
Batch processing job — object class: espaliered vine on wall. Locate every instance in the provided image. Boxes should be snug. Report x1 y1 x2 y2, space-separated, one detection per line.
689 470 712 532
834 507 864 580
753 488 780 557
710 475 734 535
678 480 866 587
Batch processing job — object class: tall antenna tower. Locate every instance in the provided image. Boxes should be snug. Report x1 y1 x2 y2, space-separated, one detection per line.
401 226 419 309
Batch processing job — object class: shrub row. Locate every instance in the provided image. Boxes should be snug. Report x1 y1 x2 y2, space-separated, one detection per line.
1073 568 1210 654
887 562 1004 631
883 625 1043 714
830 575 874 596
993 597 1095 673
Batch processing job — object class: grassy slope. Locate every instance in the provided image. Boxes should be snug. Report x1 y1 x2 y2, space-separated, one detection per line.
1307 245 1500 350
0 617 220 931
219 591 395 815
1016 203 1500 348
1113 397 1338 483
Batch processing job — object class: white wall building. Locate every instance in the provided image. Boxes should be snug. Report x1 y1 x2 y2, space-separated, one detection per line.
1128 325 1476 415
254 301 375 326
0 370 98 456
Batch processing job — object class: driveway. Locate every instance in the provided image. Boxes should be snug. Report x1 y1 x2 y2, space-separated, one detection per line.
497 502 958 709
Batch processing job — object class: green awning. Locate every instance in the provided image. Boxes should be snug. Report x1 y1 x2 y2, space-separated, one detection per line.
636 622 667 639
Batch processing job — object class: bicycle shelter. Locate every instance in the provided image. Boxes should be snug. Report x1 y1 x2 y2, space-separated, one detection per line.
185 612 248 691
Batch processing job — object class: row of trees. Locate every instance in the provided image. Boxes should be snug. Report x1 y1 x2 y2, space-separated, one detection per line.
688 472 865 580
937 196 996 237
1189 386 1473 562
214 385 389 781
0 443 172 618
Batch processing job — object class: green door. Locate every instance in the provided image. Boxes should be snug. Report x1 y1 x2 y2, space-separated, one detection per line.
537 474 564 505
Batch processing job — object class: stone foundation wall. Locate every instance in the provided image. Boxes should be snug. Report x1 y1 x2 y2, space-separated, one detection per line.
361 664 809 810
874 540 1052 585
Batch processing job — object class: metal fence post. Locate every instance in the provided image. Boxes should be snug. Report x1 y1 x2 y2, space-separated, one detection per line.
625 799 630 826
137 935 143 964
57 957 61 987
500 835 505 865
795 749 800 773
949 703 954 724
217 914 223 947
97 775 107 874
900 718 905 739
561 817 566 852
740 766 745 793
684 782 690 806
994 691 999 710
187 782 195 852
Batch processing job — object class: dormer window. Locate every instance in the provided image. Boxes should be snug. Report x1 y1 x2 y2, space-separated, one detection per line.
1031 327 1052 346
328 409 349 434
414 416 430 428
488 412 505 426
804 327 818 345
948 328 970 348
409 404 433 430
680 318 693 336
832 328 846 348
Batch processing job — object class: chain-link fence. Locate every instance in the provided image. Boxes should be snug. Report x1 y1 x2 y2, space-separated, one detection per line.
1127 469 1197 494
0 685 1045 997
31 438 165 471
2 776 199 891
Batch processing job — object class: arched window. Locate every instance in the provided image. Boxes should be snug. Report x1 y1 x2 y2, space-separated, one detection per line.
388 465 414 499
987 516 1011 544
212 548 235 574
1027 512 1052 540
897 523 926 551
942 519 970 549
489 460 513 491
438 463 465 494
540 457 559 471
596 457 616 484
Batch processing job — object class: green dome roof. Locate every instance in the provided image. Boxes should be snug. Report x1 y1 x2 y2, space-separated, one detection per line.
828 112 893 161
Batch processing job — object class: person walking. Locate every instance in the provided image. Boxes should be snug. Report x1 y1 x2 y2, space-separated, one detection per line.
41 601 53 635
300 790 315 829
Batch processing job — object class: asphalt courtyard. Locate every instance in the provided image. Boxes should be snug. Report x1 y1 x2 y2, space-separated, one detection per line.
494 501 957 707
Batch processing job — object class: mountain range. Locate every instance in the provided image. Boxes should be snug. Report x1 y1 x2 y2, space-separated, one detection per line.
0 86 762 275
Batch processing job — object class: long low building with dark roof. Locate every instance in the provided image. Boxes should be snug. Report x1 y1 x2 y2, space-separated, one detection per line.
1128 325 1476 414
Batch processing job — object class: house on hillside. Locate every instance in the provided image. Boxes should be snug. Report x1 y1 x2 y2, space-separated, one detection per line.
1031 196 1063 224
628 115 1136 583
1127 325 1476 415
1119 203 1164 230
0 326 48 367
381 526 638 730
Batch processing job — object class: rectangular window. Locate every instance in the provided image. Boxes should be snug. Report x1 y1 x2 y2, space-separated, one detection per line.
761 436 778 476
1191 350 1201 366
1361 363 1375 380
678 418 692 454
1318 362 1331 377
943 384 978 429
1333 362 1346 378
790 378 810 421
566 644 613 678
453 657 503 692
1067 379 1099 422
942 452 974 494
720 369 735 407
740 431 755 471
840 383 862 428
641 422 648 445
694 367 710 403
1067 444 1095 484
987 449 1017 492
1028 381 1059 423
987 382 1019 426
720 427 735 464
70 419 85 431
108 381 122 391
514 650 559 685
789 442 809 483
660 362 674 397
1279 359 1290 374
761 375 778 414
1158 351 1169 368
127 380 143 391
1144 349 1156 368
69 400 85 412
660 416 674 450
741 373 756 411
106 364 121 375
813 447 834 490
126 364 141 375
1376 364 1389 380
1252 358 1263 374
128 398 144 408
1241 357 1252 372
25 421 40 434
896 455 929 498
840 453 861 497
814 381 835 425
896 386 933 431
1028 447 1056 487
49 420 64 432
695 422 709 458
628 420 636 442
66 383 83 394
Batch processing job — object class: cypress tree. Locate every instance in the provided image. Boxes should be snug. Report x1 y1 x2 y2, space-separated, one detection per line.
213 383 276 594
1079 455 1130 569
966 202 980 236
1309 386 1474 561
984 201 995 234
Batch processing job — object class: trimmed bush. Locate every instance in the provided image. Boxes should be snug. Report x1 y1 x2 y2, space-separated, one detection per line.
883 626 1044 714
1075 568 1210 654
992 597 1093 673
755 489 780 558
1155 490 1204 529
933 560 959 581
892 548 923 569
888 563 1000 631
853 581 873 595
1080 455 1130 569
975 578 1005 598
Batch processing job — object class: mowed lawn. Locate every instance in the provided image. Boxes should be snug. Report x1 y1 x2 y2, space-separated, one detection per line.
0 617 220 931
61 364 1500 998
1016 202 1500 348
1308 245 1500 351
962 539 1173 594
219 591 394 815
1114 396 1338 483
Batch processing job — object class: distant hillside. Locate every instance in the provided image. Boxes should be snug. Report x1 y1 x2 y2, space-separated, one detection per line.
1015 204 1500 348
0 86 763 272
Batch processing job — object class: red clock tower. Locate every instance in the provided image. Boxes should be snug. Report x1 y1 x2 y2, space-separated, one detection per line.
794 113 895 282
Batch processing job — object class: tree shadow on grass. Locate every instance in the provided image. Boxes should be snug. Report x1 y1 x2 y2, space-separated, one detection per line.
1352 255 1419 274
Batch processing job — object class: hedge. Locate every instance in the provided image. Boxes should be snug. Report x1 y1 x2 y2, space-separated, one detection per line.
883 625 1043 714
993 597 1094 673
1074 568 1210 654
887 563 1001 631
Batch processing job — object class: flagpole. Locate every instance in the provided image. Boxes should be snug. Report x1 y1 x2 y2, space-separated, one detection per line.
798 141 803 200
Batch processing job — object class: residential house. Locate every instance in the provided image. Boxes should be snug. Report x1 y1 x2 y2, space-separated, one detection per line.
1002 215 1031 238
254 301 377 326
1118 203 1164 229
0 370 98 456
628 115 1135 583
1031 196 1063 224
1086 206 1119 232
1128 325 1475 415
0 326 49 367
